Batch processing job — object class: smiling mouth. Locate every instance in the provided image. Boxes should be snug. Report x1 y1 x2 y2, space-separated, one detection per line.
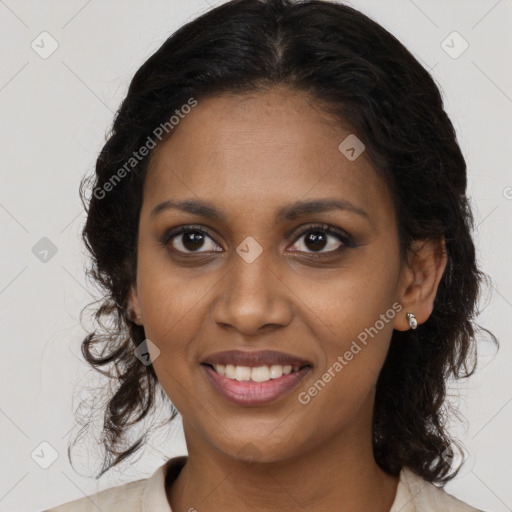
200 362 312 406
201 362 310 383
200 349 313 405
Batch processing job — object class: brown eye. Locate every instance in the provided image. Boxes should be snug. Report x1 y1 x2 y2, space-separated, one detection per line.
288 223 354 255
161 226 222 254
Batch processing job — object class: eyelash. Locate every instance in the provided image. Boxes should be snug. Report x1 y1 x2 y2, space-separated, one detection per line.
159 223 354 258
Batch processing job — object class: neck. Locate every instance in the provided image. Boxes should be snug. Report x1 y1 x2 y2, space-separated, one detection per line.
166 422 399 512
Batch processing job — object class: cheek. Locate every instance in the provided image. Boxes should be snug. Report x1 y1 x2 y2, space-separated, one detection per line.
295 310 394 437
301 251 399 342
134 257 210 401
295 252 399 403
136 243 209 341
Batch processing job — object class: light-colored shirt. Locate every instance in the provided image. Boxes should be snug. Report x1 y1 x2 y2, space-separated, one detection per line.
45 455 484 511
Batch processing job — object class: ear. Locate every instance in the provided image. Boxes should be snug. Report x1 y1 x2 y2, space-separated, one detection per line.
127 284 143 325
394 237 448 331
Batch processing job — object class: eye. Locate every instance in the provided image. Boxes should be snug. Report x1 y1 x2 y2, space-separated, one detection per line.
288 223 354 256
160 223 354 256
161 225 222 254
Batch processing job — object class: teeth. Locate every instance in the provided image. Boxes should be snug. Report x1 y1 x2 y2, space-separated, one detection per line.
215 364 226 376
234 365 251 381
269 365 283 379
251 366 270 382
225 364 237 379
212 364 299 382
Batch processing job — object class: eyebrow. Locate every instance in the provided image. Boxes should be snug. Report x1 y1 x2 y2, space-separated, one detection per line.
150 198 371 223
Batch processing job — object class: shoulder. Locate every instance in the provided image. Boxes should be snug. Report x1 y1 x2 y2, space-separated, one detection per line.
43 477 148 512
392 467 486 512
43 455 188 512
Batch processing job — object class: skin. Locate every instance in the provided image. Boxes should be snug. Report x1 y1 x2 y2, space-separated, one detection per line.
128 85 447 512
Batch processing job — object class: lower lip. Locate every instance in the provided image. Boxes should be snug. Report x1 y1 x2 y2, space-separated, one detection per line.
201 364 311 406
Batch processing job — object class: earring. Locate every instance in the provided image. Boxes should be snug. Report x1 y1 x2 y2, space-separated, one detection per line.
406 312 417 330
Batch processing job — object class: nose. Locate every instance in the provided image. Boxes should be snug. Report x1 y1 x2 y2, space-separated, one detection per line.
211 250 293 335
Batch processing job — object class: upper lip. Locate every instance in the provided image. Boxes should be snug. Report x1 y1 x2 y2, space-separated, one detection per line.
202 350 312 368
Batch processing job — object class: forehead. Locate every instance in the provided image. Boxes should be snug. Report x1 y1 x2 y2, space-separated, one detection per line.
143 87 394 228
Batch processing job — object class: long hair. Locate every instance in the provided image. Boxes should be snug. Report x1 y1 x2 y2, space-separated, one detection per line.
71 0 497 483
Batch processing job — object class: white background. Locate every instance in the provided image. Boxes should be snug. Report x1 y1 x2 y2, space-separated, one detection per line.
1 1 511 511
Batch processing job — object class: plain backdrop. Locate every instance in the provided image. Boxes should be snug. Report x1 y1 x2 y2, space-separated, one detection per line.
1 1 511 511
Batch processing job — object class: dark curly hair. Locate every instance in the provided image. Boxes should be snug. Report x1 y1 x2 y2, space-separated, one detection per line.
70 0 498 484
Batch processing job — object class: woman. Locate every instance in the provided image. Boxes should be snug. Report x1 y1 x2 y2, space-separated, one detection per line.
46 0 496 510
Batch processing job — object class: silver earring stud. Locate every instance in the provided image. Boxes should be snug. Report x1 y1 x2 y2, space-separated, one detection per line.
406 312 417 330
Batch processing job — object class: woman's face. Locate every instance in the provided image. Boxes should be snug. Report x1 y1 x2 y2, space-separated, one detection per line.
130 86 411 463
